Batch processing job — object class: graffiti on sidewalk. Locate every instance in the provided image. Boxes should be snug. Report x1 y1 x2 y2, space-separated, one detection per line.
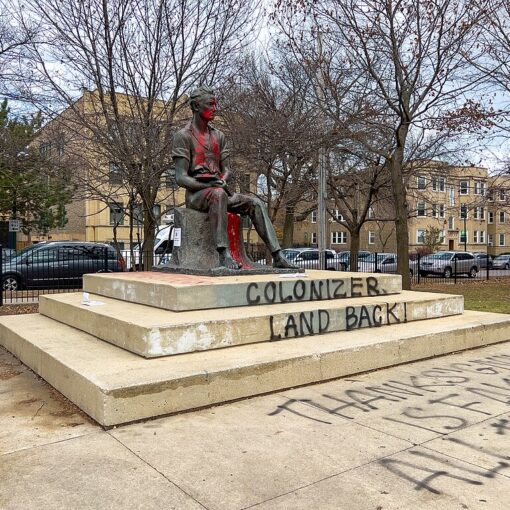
268 353 510 494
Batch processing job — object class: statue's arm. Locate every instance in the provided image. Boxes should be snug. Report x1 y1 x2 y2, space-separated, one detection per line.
219 154 231 188
174 157 212 192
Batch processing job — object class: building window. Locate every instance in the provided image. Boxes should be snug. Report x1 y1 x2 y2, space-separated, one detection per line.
417 202 426 217
239 173 251 194
311 232 317 244
448 216 455 230
132 204 143 225
489 234 494 246
39 142 51 157
499 233 505 246
416 229 425 244
109 203 124 226
460 205 468 219
368 206 375 219
152 204 161 222
448 186 455 206
368 231 375 245
432 204 445 218
474 181 486 195
311 210 317 223
417 176 426 190
473 231 486 244
488 211 494 224
432 177 445 192
499 211 506 223
109 162 123 184
459 230 468 244
331 231 347 244
473 207 485 220
440 229 445 243
487 190 494 201
55 139 65 157
499 190 506 201
459 180 469 195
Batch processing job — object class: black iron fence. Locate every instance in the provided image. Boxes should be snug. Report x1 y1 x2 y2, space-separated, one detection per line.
247 247 509 285
0 244 124 305
1 244 508 305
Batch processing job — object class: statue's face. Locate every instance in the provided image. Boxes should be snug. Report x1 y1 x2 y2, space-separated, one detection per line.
196 94 217 122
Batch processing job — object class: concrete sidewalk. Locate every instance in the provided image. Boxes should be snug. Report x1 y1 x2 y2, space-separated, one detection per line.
1 342 510 510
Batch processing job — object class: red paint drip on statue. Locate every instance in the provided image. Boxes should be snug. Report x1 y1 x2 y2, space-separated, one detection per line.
227 213 252 269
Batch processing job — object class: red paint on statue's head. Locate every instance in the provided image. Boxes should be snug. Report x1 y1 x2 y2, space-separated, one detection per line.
198 95 217 122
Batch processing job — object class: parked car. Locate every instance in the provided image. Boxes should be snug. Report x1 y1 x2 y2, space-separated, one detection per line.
1 248 16 260
293 249 345 270
418 251 478 278
358 253 398 273
335 250 372 270
121 224 174 270
492 254 510 270
255 247 312 265
1 241 125 291
472 252 493 269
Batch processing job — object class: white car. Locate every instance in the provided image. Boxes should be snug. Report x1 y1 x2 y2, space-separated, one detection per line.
121 224 174 270
293 249 346 271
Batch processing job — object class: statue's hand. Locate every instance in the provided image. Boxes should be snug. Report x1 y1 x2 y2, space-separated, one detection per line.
211 178 227 189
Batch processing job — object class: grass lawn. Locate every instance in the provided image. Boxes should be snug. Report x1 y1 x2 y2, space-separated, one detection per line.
413 277 510 314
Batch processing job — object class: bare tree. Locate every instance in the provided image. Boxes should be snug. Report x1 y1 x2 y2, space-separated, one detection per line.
275 0 485 288
0 0 38 99
20 0 259 267
221 52 332 249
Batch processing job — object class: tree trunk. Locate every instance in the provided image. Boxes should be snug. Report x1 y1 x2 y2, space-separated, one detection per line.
389 146 411 289
282 204 295 248
349 228 361 272
142 205 156 270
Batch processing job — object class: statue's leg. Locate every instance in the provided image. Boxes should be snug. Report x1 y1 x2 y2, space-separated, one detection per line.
189 188 240 269
227 194 296 269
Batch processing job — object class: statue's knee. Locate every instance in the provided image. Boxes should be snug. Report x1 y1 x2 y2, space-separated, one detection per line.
210 188 227 203
252 197 265 210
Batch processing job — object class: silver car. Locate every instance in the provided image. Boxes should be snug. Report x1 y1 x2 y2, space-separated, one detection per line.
293 249 345 270
358 253 397 273
418 251 478 278
492 254 510 270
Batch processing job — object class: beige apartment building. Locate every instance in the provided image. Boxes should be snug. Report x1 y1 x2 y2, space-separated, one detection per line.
296 164 510 256
19 90 259 250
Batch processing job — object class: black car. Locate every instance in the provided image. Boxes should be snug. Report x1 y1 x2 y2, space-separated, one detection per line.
2 241 125 290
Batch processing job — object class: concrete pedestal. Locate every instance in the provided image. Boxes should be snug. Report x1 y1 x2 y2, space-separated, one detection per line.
1 270 509 426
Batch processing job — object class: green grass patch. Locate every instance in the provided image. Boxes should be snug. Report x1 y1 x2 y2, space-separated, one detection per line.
413 278 510 314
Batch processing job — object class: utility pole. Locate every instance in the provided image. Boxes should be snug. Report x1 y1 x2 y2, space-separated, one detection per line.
316 26 327 270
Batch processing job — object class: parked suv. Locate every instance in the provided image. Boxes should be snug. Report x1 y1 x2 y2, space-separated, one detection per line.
2 242 125 290
419 251 478 278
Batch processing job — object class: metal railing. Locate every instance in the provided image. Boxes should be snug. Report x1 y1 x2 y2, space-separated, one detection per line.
0 244 124 305
2 244 507 305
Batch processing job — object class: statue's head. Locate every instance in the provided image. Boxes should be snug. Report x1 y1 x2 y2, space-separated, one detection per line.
189 85 216 122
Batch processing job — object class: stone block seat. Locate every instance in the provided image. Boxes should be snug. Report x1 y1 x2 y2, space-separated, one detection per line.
154 208 297 276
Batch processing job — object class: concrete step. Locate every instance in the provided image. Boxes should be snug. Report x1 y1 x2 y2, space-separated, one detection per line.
40 291 464 358
1 310 509 426
82 270 402 311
